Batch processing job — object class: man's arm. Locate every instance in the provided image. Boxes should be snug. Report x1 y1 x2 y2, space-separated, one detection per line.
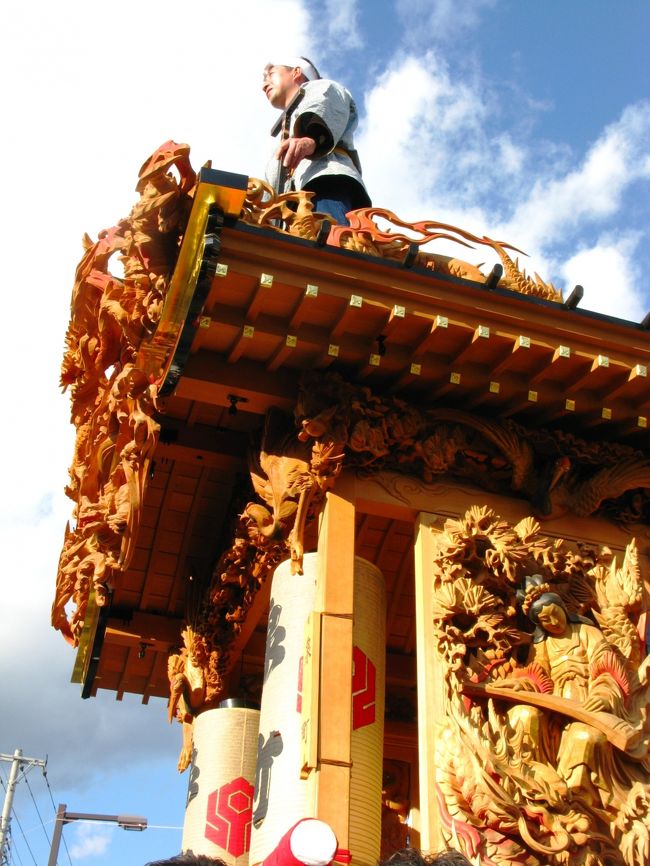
292 80 354 152
294 114 333 157
276 113 332 169
275 80 355 171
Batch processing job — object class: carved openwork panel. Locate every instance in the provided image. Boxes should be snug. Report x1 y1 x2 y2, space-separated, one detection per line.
53 141 195 644
424 506 649 866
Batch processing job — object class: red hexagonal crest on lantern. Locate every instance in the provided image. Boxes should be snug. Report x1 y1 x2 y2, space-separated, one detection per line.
205 776 254 857
352 645 376 730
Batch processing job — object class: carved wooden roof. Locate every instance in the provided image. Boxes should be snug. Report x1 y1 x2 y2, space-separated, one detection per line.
169 221 649 445
62 157 650 705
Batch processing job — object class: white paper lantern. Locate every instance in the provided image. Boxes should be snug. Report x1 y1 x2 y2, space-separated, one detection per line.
183 704 260 864
249 554 318 863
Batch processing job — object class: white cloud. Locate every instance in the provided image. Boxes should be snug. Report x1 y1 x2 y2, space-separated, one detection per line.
69 823 113 858
559 235 647 322
325 0 364 50
504 103 650 250
356 50 650 318
495 133 525 176
358 52 488 217
396 0 497 44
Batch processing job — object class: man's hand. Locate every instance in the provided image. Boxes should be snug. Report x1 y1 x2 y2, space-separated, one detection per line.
276 136 316 170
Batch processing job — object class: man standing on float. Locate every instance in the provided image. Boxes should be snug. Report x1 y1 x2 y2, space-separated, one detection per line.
262 56 371 224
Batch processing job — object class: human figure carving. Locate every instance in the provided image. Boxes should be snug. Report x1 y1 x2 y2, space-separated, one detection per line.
503 577 630 803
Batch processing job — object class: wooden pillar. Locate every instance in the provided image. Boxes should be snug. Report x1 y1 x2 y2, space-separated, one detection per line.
413 512 444 852
308 474 356 853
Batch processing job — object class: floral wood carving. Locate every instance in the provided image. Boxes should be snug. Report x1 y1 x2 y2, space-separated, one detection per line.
53 141 195 645
428 506 650 866
295 372 650 526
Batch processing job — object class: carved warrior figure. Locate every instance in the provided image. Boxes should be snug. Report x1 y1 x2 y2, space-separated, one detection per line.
498 578 634 798
168 625 210 772
428 506 650 866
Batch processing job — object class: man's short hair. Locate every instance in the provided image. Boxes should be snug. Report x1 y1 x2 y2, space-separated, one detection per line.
379 849 472 866
145 854 227 866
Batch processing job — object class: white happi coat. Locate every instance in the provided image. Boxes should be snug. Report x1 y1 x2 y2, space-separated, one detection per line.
266 78 371 207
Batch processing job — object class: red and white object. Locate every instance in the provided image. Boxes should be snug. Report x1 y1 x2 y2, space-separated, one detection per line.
249 555 318 863
261 819 338 866
182 705 260 864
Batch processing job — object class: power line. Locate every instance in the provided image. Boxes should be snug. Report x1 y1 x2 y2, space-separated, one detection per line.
0 765 53 866
4 808 37 866
0 751 47 866
21 773 51 848
39 768 73 866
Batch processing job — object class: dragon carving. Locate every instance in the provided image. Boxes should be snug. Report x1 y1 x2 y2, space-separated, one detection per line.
241 183 563 302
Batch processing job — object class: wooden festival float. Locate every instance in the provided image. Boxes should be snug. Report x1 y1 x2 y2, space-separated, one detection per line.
53 141 650 866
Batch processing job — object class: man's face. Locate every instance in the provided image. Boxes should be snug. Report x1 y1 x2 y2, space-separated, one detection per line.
262 64 300 110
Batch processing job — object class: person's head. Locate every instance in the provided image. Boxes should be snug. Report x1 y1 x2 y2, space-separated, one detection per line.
145 855 226 865
379 849 472 866
262 56 320 109
528 591 569 637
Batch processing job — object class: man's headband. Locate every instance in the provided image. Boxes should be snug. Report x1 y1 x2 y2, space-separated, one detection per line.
270 56 321 81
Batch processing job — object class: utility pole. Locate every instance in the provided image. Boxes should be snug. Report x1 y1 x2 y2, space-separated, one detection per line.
0 749 47 866
48 806 147 866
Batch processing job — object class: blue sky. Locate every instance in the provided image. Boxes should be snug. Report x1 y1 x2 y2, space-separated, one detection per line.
1 1 649 864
